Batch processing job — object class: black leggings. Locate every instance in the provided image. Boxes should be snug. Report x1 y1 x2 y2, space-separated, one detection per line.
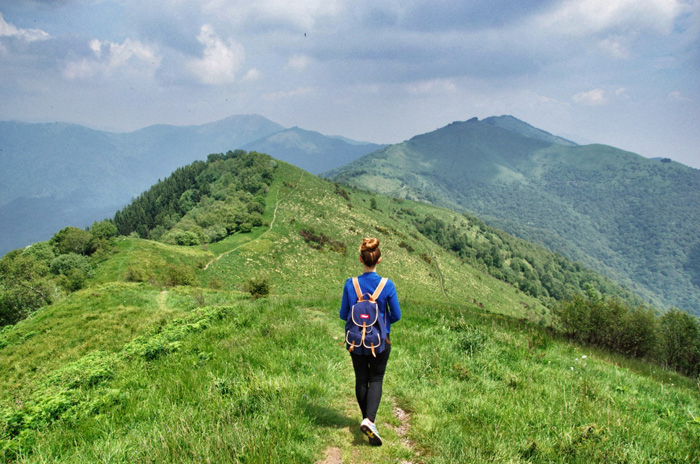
350 343 391 423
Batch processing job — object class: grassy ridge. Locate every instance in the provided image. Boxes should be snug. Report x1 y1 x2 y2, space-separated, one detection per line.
4 296 698 463
2 159 699 462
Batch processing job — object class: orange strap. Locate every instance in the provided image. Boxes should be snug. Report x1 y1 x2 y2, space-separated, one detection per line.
352 277 364 301
352 277 389 302
371 277 388 301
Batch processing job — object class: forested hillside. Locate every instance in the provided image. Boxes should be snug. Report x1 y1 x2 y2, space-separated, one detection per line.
327 116 700 316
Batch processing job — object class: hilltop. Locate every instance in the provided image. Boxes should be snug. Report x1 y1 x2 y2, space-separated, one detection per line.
1 152 698 462
326 116 700 316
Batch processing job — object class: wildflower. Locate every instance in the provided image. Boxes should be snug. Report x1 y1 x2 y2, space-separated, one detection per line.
581 355 587 359
570 367 574 371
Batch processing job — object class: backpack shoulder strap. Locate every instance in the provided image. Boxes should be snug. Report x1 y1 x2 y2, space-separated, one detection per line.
370 277 389 302
351 277 364 301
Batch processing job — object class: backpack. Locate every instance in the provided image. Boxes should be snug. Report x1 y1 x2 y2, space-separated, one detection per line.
345 277 389 357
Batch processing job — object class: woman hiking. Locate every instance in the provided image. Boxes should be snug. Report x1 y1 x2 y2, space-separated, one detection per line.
340 237 401 446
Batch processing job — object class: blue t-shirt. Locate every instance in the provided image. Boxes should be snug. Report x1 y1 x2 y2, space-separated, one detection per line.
339 272 401 333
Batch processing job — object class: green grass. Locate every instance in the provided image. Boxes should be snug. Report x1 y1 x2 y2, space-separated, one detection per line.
3 297 698 463
2 160 698 463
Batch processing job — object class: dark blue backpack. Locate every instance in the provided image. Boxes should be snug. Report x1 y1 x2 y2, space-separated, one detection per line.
345 277 389 357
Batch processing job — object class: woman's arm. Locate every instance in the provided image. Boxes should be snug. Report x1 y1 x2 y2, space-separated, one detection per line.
387 283 401 324
339 280 352 321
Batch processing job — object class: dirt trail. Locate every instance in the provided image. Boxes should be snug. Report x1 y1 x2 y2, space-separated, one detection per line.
317 395 419 464
430 252 450 303
156 290 167 311
316 447 342 464
390 405 419 464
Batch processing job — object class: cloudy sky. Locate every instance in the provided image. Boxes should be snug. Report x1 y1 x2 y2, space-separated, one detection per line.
1 0 699 167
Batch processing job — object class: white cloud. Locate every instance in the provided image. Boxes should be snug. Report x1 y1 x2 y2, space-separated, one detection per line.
187 24 245 85
242 68 261 81
598 35 630 58
286 54 310 71
572 89 608 106
89 39 102 58
0 12 50 42
538 0 687 36
63 38 160 80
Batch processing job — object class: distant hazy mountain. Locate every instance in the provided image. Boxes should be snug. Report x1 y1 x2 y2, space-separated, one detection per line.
0 115 379 255
242 127 384 175
327 115 700 316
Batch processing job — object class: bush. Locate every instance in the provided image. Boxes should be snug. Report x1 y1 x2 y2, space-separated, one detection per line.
124 265 148 283
163 230 201 246
659 309 700 376
89 220 118 240
57 268 88 292
299 229 346 253
163 264 197 287
239 222 253 233
49 253 92 277
245 277 270 299
50 227 94 256
22 242 55 262
398 241 414 253
203 225 227 243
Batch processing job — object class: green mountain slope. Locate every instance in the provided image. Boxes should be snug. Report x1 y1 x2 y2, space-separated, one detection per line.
2 154 698 463
326 116 700 315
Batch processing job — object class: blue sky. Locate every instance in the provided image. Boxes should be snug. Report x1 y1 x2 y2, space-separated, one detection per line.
1 0 699 167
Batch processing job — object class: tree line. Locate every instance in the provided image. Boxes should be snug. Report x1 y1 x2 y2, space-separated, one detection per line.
555 291 700 377
411 213 642 308
0 221 117 326
411 212 699 378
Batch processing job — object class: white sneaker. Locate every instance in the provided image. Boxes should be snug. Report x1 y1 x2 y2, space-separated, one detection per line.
360 418 383 446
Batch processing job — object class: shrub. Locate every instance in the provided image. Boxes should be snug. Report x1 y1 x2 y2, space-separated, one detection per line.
659 308 700 376
89 220 118 240
398 241 414 253
50 227 94 256
124 265 148 283
164 230 201 246
163 264 197 287
245 277 270 299
22 242 55 262
57 268 88 292
248 212 264 227
49 253 92 277
203 225 227 243
299 229 346 253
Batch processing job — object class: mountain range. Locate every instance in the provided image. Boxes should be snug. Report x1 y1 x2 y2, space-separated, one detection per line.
326 116 700 315
3 112 700 316
0 115 382 255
